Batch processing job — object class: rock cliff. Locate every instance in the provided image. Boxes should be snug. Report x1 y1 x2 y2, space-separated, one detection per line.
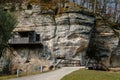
86 19 119 67
3 10 95 73
17 10 95 62
1 8 120 73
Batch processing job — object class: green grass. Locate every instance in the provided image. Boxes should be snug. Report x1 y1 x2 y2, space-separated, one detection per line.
0 71 44 80
0 75 16 80
61 69 120 80
0 69 52 80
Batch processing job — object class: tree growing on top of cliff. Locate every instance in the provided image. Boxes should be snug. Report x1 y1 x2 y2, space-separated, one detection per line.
0 7 17 57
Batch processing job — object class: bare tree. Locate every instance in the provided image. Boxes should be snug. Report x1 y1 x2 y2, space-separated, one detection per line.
113 0 118 21
93 0 97 13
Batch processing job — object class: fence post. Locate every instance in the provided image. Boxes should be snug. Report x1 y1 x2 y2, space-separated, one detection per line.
40 65 43 72
17 68 20 77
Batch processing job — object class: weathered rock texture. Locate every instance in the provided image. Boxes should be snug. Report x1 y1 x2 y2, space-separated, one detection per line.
5 10 95 73
1 47 52 74
110 39 120 67
86 19 119 67
1 7 119 73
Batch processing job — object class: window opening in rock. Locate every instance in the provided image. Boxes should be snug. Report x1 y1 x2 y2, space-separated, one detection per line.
27 4 32 10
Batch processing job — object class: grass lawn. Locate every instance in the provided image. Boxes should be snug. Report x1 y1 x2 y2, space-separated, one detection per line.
0 71 43 80
0 69 53 80
61 69 120 80
0 75 17 80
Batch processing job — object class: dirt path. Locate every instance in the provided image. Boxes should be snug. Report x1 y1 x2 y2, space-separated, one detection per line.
10 67 84 80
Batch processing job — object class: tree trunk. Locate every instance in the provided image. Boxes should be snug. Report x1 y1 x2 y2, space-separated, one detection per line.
93 0 97 13
113 0 118 22
103 0 107 15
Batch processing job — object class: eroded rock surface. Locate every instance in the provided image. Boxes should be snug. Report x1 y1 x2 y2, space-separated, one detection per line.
6 11 95 73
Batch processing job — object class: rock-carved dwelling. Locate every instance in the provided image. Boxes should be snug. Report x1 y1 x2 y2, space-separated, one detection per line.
6 28 50 74
0 3 97 74
7 11 96 73
8 29 43 59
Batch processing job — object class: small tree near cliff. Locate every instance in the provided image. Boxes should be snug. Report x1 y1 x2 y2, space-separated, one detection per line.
0 7 17 57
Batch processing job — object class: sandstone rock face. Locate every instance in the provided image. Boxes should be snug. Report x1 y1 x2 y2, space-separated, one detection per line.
0 9 119 73
0 11 95 73
86 19 119 67
12 11 95 69
110 40 120 67
1 9 119 73
38 14 92 58
2 48 52 74
110 47 120 67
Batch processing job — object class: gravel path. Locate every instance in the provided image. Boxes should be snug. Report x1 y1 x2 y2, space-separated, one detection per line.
10 67 84 80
